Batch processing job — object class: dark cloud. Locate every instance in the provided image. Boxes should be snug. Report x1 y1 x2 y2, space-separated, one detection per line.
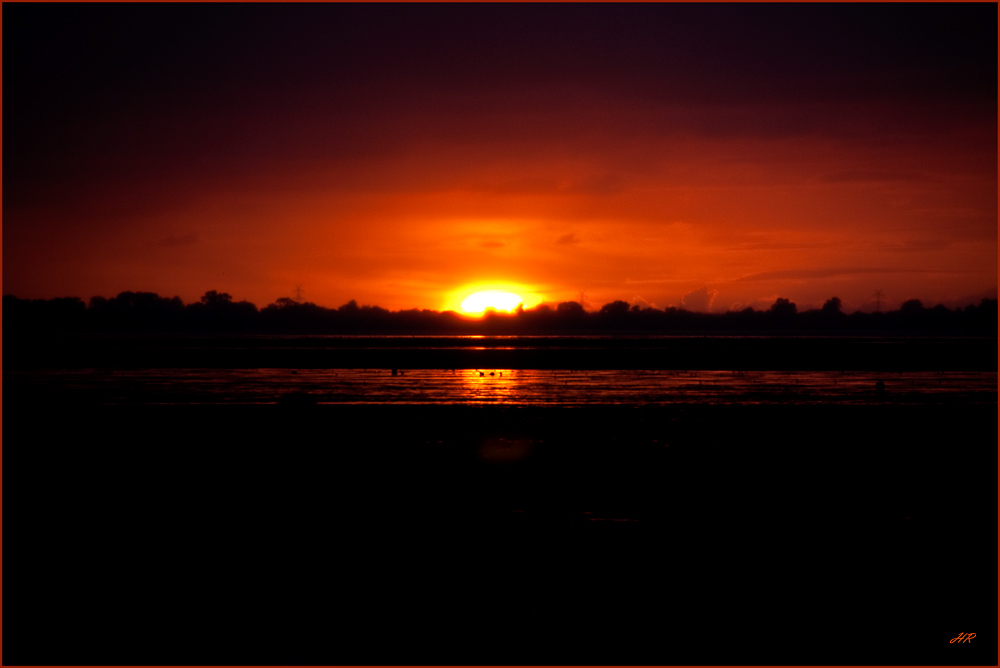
733 268 884 282
732 267 976 283
555 233 580 246
874 241 956 253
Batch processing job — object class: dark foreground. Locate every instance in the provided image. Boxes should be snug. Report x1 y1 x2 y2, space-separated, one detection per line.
4 400 996 666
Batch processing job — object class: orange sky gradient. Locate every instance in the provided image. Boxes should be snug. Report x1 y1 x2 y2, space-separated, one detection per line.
4 4 996 314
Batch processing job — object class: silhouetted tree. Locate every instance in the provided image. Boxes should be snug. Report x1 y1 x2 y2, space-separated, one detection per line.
599 300 630 316
891 298 929 330
271 297 299 309
4 289 996 335
187 290 257 330
82 291 184 331
766 298 797 327
557 301 586 315
967 298 998 330
200 290 233 308
769 297 797 317
4 295 88 333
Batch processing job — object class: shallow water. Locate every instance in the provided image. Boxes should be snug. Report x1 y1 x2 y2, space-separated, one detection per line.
9 367 996 405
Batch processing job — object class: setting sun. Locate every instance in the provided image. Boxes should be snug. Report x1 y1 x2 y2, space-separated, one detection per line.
460 290 524 315
444 283 544 315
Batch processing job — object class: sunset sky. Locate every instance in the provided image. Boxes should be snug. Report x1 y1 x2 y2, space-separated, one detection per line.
4 3 996 313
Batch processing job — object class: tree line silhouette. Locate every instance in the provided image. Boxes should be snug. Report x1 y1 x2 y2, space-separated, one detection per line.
3 290 996 334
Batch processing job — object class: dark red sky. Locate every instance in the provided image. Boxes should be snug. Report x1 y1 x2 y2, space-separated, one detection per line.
4 3 996 313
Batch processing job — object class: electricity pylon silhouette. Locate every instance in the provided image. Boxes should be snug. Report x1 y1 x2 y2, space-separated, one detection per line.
294 285 304 301
873 289 884 313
